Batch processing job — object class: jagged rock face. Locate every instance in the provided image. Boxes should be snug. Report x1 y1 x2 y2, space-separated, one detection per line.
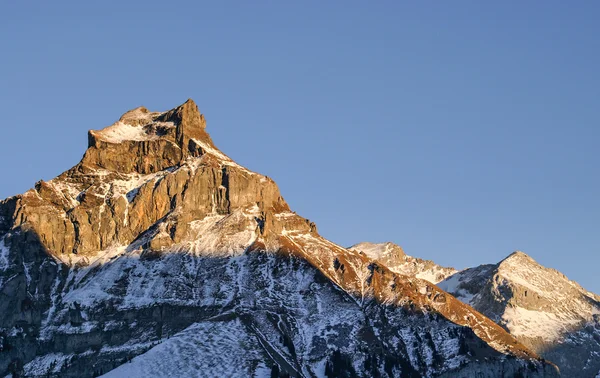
0 100 558 378
350 242 457 284
11 100 288 259
83 100 212 174
439 251 600 378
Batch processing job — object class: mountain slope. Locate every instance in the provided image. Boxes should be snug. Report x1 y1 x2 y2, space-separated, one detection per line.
438 251 600 378
350 242 457 284
0 100 557 377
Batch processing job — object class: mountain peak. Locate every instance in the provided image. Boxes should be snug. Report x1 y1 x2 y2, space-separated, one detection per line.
83 99 214 174
439 250 600 377
499 250 537 268
156 98 207 130
0 100 560 377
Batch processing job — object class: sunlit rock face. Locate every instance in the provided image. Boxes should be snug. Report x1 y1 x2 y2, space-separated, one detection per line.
0 100 558 378
350 242 458 284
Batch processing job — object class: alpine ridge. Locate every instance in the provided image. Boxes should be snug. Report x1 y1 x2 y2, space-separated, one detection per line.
0 100 559 377
350 242 457 284
438 250 600 378
350 242 600 377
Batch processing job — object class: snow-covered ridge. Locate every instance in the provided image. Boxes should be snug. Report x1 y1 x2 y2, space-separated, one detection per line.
438 250 600 377
350 242 457 284
89 106 167 144
501 306 581 342
90 104 178 145
441 250 600 337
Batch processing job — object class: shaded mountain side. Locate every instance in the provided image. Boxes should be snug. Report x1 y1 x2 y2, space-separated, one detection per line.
0 100 558 377
439 251 600 378
0 233 557 378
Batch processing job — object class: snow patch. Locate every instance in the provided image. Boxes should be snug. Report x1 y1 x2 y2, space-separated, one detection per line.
97 122 153 143
502 306 581 342
351 242 457 284
95 121 175 144
24 352 78 377
0 236 9 270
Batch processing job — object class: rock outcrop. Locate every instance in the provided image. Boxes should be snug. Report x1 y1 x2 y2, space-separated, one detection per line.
0 100 558 377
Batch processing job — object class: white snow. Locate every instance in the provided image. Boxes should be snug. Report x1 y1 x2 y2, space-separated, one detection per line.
41 274 63 331
100 320 272 378
170 205 260 257
47 180 82 208
96 122 153 143
0 236 9 270
110 170 173 200
501 306 581 342
437 272 476 305
351 242 395 259
191 138 258 176
94 119 176 144
415 268 454 285
46 168 173 214
437 272 461 293
24 352 80 377
23 261 32 288
60 245 130 306
351 242 457 284
56 204 261 309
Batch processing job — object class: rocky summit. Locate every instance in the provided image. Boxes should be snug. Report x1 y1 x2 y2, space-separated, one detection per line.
0 100 560 377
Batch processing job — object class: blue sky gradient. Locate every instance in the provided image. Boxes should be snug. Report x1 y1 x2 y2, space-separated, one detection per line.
1 2 598 291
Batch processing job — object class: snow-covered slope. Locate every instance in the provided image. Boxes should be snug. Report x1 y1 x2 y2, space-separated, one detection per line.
0 100 558 378
100 320 272 378
350 242 457 284
438 251 600 378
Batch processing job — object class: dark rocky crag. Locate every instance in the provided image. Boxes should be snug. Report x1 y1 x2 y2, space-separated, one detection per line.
0 100 559 377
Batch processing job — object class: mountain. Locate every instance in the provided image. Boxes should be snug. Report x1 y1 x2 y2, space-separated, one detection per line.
0 100 558 377
350 242 457 284
438 251 600 378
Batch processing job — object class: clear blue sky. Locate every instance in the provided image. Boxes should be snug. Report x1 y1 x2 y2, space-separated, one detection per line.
1 2 598 292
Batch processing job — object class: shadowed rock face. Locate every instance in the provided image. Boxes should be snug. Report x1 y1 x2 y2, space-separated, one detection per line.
0 100 558 377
